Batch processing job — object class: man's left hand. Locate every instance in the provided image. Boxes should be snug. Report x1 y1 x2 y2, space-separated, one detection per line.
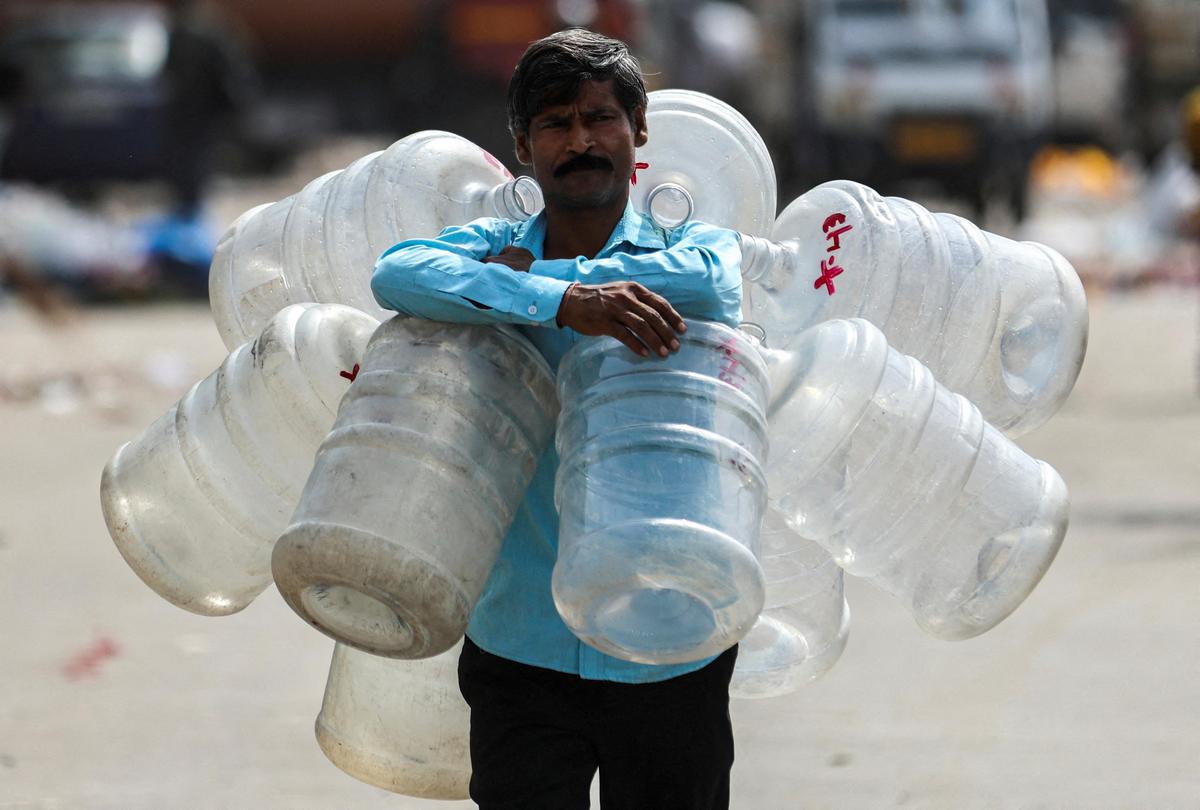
483 245 534 272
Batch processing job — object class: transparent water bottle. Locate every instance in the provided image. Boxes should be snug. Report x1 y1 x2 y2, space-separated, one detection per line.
209 130 543 350
767 318 1070 640
632 89 777 235
100 304 379 615
730 507 850 700
740 179 1088 437
315 641 470 800
272 317 558 659
553 320 769 665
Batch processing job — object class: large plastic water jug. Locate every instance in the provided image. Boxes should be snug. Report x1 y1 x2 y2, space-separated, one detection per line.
209 130 543 350
315 641 470 800
553 320 769 664
767 318 1069 640
740 180 1088 437
100 304 379 615
272 317 558 658
730 507 849 699
632 89 776 235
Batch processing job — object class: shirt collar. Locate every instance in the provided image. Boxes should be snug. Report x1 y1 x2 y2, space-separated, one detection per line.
515 200 668 260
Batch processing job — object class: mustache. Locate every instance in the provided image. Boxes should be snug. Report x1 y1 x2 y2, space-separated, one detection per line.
554 154 613 178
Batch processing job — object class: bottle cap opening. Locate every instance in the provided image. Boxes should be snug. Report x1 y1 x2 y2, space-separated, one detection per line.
647 183 694 229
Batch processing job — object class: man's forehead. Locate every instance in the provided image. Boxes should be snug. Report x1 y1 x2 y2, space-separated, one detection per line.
532 79 622 118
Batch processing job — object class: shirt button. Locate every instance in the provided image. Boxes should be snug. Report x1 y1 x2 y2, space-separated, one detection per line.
527 305 538 315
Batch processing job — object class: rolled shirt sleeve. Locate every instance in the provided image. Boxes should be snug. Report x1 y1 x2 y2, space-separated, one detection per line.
371 219 573 326
532 221 743 326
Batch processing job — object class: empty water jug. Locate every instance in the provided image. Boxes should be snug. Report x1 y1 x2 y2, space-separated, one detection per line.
554 320 769 664
767 318 1069 640
316 641 471 800
272 317 558 658
209 130 543 350
100 303 379 615
739 180 1088 437
730 507 850 700
633 89 776 235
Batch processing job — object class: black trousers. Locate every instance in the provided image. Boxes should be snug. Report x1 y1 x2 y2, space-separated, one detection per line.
458 637 737 810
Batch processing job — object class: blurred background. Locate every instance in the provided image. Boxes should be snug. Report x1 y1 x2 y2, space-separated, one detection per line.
1 0 1198 808
1 0 1199 304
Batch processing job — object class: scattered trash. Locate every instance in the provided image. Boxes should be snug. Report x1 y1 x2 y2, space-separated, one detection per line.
142 350 193 391
0 354 202 421
0 182 216 307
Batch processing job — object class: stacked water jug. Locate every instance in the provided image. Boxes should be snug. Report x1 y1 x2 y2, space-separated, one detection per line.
208 130 543 350
101 130 553 800
635 86 1085 679
553 319 771 664
98 87 1087 800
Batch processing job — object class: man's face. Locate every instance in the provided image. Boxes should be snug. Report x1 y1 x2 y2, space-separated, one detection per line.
514 79 648 212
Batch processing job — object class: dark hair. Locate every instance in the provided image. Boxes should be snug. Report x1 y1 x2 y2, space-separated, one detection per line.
506 29 647 137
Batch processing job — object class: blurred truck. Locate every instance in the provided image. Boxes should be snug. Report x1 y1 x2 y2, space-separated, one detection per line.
1048 0 1135 151
797 0 1055 221
1128 0 1200 159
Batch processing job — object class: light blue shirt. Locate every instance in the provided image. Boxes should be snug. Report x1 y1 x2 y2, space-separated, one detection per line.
371 202 743 683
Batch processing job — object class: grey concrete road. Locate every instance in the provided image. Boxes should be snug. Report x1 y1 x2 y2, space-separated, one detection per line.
0 286 1197 809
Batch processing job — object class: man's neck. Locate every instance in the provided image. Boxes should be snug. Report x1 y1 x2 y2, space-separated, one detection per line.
541 198 627 260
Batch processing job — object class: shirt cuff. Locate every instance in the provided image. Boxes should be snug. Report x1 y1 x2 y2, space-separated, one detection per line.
513 273 573 325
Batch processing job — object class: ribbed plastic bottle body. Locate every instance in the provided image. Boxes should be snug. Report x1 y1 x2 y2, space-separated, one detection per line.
553 320 769 665
320 152 388 314
364 130 542 250
99 304 380 615
730 507 849 699
209 131 543 351
209 202 282 350
272 318 558 660
632 89 777 235
742 180 1087 437
767 319 1070 640
315 641 470 800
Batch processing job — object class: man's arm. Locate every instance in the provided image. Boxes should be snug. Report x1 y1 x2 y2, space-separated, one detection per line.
371 220 573 327
371 219 740 356
531 222 743 327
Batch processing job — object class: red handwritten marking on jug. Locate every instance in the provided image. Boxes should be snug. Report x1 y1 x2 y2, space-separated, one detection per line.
63 636 120 680
824 224 853 252
630 162 650 185
480 149 514 179
815 212 852 295
340 363 360 382
717 337 744 389
814 257 844 295
822 213 848 232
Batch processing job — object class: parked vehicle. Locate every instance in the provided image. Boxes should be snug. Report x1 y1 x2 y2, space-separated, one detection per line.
0 3 170 184
1048 0 1136 152
799 0 1055 221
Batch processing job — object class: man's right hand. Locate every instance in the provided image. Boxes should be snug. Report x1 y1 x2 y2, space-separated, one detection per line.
556 281 686 357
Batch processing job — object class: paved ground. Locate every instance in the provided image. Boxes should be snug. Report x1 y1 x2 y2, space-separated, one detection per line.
0 283 1197 808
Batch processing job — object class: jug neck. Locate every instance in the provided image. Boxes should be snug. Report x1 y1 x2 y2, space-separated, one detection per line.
737 233 794 287
475 176 544 221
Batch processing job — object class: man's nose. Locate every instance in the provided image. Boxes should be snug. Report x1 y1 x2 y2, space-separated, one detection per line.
565 119 594 153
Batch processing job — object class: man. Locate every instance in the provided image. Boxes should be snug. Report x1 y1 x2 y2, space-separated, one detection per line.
162 0 254 215
371 29 743 809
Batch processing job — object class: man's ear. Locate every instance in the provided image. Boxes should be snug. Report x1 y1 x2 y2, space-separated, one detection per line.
514 132 532 166
633 106 648 148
